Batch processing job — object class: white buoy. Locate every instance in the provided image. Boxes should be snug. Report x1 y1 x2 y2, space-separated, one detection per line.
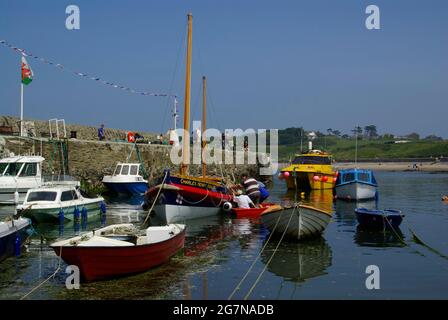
14 191 19 204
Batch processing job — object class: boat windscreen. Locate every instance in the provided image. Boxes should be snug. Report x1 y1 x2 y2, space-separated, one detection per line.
357 172 370 183
130 165 138 175
292 156 331 165
0 163 7 175
342 172 355 183
1 162 23 176
27 191 57 202
114 165 122 175
19 163 38 176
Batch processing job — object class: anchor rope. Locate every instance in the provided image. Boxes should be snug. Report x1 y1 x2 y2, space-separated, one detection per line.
243 205 297 300
142 171 168 226
227 204 292 300
20 246 63 300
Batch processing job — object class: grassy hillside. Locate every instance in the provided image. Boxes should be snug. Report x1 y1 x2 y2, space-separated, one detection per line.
278 136 448 162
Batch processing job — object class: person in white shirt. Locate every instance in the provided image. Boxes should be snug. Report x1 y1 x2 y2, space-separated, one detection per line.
233 190 255 209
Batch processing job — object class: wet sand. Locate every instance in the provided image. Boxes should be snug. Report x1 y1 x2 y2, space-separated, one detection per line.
334 161 448 172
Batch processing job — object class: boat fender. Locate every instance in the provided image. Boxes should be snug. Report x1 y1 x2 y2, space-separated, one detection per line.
100 202 107 214
14 191 19 204
73 207 80 221
222 201 233 212
14 234 21 256
81 207 88 221
58 209 65 224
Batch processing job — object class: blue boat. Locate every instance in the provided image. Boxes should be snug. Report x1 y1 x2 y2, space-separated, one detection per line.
355 207 404 229
335 169 378 201
0 217 32 262
102 163 148 196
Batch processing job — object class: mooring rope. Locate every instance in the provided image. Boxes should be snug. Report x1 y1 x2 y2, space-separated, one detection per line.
142 172 168 226
227 204 292 300
243 205 297 300
20 246 63 300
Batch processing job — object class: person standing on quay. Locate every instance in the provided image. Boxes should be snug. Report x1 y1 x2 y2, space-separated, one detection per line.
98 124 105 141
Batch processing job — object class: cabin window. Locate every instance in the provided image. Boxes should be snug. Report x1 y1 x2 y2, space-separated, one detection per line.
357 172 370 182
0 163 8 175
130 165 138 175
71 190 79 200
2 163 23 176
343 172 355 182
292 156 331 165
61 191 74 202
19 163 37 177
28 191 57 202
121 165 129 175
114 165 122 175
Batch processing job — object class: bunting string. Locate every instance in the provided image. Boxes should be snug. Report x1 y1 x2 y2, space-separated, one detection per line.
0 39 176 98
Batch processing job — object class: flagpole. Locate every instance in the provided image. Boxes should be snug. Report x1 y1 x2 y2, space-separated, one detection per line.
20 82 24 137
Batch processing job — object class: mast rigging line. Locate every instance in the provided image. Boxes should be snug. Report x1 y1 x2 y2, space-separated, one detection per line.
0 39 176 99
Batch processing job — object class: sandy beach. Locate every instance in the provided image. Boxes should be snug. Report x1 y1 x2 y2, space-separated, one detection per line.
333 161 448 172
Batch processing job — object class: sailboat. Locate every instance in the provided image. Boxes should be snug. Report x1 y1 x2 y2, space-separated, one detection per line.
144 14 233 224
334 126 378 201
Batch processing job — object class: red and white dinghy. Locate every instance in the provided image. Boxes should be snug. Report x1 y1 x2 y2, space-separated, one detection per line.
50 223 186 281
231 203 277 219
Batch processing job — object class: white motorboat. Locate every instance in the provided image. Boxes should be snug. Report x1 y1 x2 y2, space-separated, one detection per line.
17 185 106 223
102 162 148 196
0 155 45 204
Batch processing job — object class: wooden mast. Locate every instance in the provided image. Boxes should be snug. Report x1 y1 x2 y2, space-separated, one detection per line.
180 13 193 175
201 76 207 178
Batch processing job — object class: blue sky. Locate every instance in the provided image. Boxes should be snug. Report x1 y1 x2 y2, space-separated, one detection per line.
1 0 447 137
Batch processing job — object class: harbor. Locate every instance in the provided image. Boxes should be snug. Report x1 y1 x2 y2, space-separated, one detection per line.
1 171 448 299
1 1 448 306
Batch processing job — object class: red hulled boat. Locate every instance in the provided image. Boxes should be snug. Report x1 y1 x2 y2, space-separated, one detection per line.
51 223 186 281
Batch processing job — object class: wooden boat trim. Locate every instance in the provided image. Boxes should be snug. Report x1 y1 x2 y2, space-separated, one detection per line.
299 204 332 217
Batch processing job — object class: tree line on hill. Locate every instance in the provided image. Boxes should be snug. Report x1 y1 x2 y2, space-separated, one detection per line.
279 125 444 146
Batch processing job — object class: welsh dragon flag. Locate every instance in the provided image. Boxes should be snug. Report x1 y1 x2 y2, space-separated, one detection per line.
21 56 33 85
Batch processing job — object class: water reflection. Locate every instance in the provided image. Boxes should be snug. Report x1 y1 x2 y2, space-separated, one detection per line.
261 238 332 283
354 226 406 247
334 200 377 227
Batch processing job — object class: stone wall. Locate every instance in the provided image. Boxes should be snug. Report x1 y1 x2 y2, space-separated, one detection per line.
0 115 159 142
0 135 269 191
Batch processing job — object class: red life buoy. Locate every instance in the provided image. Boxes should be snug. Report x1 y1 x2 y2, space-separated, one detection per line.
127 132 135 143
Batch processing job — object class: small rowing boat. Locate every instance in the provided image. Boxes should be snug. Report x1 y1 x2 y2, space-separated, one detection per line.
50 223 186 281
355 207 404 229
260 204 332 240
231 203 276 219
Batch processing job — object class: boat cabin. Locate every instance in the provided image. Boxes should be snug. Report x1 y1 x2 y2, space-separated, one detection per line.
113 163 144 179
336 169 377 186
23 186 82 204
0 155 44 179
292 150 332 165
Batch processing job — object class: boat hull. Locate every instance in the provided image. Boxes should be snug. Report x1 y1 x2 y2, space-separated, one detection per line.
284 172 335 190
261 205 332 240
153 204 221 224
0 218 31 262
355 208 403 229
335 182 377 201
52 228 186 281
23 201 103 223
231 203 276 219
0 189 28 205
103 182 148 195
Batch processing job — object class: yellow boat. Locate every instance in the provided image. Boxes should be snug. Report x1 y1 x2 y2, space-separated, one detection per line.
280 150 336 190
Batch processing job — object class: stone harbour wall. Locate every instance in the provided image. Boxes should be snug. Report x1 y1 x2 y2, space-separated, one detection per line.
0 135 270 192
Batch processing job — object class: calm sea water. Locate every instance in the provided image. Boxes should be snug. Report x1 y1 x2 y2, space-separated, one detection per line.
1 171 448 300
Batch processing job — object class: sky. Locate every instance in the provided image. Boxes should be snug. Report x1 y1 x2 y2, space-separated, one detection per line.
1 0 447 138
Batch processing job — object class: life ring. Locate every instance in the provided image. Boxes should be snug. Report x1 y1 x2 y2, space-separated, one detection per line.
127 131 135 143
